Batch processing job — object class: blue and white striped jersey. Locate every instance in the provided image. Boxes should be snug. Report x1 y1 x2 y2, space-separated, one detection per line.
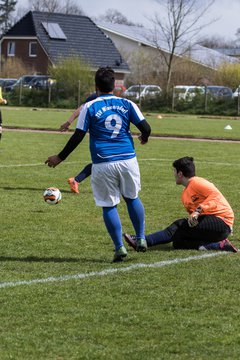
76 94 145 164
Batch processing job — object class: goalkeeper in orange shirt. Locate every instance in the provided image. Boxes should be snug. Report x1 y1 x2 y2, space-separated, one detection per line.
125 156 238 252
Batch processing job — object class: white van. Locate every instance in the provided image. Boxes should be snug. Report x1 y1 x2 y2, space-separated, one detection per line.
123 85 162 100
174 85 204 101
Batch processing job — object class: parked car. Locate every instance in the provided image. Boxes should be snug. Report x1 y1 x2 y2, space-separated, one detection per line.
5 75 49 92
174 85 205 101
0 78 17 91
28 76 54 90
123 85 162 100
205 86 233 99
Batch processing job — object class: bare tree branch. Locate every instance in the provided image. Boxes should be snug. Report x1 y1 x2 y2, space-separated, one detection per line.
27 0 84 15
150 0 217 94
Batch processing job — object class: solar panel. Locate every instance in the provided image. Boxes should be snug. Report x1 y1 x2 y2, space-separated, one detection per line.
42 22 67 40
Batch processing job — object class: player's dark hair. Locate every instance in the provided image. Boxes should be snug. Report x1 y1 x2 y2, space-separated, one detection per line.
95 67 115 93
173 157 195 177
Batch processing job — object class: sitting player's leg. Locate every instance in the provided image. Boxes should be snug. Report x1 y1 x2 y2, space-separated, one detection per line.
172 215 237 251
68 163 92 193
124 218 186 250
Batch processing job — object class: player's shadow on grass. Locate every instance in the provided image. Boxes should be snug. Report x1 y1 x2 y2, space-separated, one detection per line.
0 256 107 264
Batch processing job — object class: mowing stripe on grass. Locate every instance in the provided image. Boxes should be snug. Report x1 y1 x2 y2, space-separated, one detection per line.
0 252 228 289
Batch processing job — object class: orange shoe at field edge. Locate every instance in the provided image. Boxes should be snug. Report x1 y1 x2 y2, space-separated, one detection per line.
68 177 79 194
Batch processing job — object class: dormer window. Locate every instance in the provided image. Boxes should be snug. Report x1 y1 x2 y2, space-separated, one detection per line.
7 42 15 56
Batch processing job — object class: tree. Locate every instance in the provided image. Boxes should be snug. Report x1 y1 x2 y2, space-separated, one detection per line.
0 0 17 34
198 35 235 49
63 0 84 15
28 0 59 12
123 47 165 87
213 63 240 89
97 8 142 26
27 0 84 15
149 0 216 95
48 56 94 103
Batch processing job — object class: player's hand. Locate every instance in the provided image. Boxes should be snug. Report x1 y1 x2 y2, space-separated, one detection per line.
45 155 62 168
138 135 148 145
188 207 202 227
188 212 199 227
59 121 70 132
3 99 7 105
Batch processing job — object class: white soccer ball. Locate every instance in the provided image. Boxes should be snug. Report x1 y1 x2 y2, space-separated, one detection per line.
43 187 62 205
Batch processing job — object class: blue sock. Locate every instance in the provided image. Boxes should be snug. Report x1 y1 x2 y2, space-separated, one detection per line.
146 230 172 247
124 197 145 239
75 163 92 183
102 206 123 251
201 242 221 250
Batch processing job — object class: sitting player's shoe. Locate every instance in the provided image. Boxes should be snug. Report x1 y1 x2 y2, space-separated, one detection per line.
219 239 239 253
136 238 148 252
68 177 79 194
124 233 137 250
112 246 127 262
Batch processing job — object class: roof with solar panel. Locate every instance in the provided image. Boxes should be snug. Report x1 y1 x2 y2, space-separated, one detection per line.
3 11 129 72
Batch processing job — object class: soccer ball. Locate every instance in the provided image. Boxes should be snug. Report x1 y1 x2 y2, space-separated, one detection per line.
43 187 62 205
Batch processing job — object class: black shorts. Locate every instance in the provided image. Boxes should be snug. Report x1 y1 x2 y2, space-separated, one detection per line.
170 215 231 250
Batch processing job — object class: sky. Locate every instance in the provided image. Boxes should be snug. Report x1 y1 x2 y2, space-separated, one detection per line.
16 0 240 41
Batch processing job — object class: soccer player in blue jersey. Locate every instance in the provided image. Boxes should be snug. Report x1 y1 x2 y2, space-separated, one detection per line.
45 67 151 262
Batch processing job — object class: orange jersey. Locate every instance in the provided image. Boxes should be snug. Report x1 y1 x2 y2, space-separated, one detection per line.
181 176 234 228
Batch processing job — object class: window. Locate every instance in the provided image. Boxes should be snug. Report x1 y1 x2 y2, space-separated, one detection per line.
29 42 37 57
7 42 15 56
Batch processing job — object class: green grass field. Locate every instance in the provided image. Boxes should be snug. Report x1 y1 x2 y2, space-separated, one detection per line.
2 106 240 139
1 108 240 359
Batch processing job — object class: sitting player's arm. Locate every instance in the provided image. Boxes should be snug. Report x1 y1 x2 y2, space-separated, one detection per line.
59 105 83 132
135 120 151 144
45 129 86 167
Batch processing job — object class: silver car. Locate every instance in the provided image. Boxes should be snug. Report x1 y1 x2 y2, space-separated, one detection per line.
123 85 162 100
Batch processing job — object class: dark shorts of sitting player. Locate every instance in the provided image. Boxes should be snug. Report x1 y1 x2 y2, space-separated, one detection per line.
146 215 231 250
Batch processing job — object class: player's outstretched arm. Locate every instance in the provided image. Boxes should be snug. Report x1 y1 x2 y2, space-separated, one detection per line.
59 105 83 132
45 129 86 169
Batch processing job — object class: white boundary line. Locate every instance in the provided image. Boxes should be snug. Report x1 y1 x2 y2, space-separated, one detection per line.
0 252 228 290
0 161 85 168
